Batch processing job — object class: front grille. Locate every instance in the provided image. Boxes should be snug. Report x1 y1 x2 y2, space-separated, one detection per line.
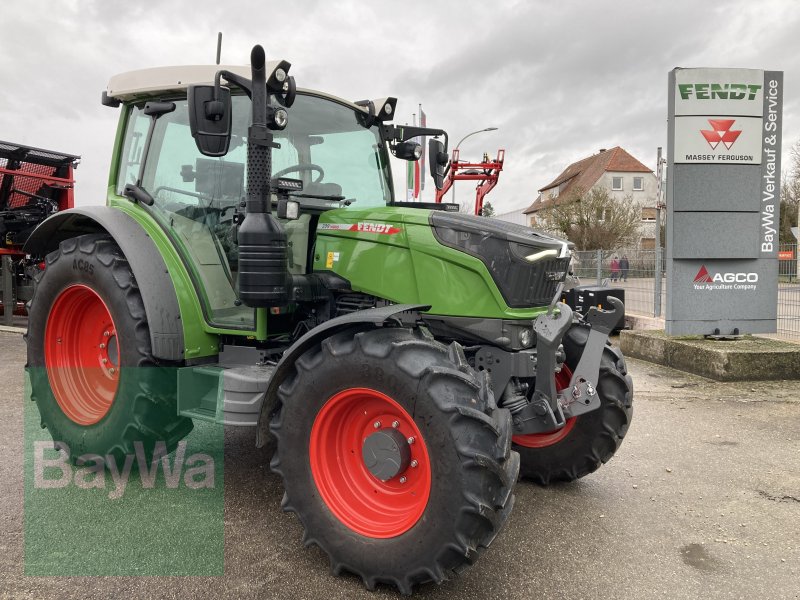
501 256 570 307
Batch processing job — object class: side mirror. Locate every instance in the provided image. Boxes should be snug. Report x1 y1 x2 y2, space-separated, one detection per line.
428 138 449 190
188 84 232 157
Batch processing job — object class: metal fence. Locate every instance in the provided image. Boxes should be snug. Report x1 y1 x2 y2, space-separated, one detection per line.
572 244 800 342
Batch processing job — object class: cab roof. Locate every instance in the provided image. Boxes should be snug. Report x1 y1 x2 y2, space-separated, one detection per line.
106 64 369 115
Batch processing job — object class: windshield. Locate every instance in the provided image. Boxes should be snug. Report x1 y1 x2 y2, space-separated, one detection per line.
223 93 393 209
267 93 393 208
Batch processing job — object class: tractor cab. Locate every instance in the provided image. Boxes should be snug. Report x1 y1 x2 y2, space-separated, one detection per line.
108 65 405 330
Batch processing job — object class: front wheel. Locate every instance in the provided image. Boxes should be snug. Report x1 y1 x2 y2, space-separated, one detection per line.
513 324 633 484
270 327 519 594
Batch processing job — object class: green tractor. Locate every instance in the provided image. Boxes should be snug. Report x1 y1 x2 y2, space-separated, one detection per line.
25 45 632 593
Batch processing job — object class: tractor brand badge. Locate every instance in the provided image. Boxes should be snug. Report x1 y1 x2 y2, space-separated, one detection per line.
319 222 401 235
692 265 758 291
700 119 741 151
356 222 401 234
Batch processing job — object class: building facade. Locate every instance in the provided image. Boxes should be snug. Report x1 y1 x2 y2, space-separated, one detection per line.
523 147 659 250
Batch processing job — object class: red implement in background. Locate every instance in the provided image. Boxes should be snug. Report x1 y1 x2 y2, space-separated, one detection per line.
434 148 504 215
0 140 79 323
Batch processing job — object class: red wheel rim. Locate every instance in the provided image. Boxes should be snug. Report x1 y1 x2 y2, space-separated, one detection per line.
513 366 577 449
309 388 432 538
44 284 120 426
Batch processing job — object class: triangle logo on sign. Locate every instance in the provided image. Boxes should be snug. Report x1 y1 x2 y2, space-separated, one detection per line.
700 119 741 152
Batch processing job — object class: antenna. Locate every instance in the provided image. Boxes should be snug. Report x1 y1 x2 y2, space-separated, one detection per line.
216 32 222 65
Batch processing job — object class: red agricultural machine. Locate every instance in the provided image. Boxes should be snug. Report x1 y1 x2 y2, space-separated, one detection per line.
434 148 504 215
0 141 79 325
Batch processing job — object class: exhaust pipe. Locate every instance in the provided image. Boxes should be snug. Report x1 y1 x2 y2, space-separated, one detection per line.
237 45 289 308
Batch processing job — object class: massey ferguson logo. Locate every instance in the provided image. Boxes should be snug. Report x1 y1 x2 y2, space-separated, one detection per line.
700 119 741 151
693 265 758 290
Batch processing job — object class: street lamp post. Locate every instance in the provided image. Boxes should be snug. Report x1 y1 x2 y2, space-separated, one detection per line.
451 127 498 207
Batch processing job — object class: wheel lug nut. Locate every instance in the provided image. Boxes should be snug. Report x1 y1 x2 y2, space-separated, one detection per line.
392 420 400 428
99 343 106 349
373 421 381 429
399 476 407 484
102 358 108 364
407 436 415 445
410 460 418 468
104 331 110 337
109 367 116 374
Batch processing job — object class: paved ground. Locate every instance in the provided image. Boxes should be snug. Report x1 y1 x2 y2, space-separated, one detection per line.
1 330 798 599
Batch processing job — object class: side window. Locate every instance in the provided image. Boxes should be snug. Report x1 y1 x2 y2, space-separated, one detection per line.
116 106 150 194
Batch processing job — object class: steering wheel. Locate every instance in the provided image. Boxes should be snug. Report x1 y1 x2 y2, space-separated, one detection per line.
273 163 325 183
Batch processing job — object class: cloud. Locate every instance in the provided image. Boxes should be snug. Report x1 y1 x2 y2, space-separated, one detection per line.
1 0 797 213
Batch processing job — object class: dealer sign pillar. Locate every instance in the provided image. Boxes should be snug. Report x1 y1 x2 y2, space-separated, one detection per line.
666 68 783 335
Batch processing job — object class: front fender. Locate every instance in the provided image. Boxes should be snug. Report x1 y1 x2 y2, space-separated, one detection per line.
255 303 429 447
25 206 184 361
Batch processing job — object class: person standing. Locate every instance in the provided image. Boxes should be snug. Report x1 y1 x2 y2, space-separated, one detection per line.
620 255 629 282
610 256 620 282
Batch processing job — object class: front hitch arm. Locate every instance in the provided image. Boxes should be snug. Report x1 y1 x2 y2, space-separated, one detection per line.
512 296 623 435
563 296 623 418
512 302 572 434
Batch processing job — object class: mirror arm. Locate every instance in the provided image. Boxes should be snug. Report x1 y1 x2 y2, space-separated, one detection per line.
382 124 448 146
216 70 253 99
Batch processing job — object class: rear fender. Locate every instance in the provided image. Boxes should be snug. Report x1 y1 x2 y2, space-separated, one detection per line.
25 206 184 361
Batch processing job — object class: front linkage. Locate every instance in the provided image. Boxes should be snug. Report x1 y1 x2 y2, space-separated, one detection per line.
478 297 624 437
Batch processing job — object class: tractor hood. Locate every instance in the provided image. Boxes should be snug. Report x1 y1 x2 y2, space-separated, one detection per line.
429 211 571 309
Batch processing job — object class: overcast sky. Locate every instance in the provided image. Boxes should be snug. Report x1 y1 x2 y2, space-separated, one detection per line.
1 0 798 214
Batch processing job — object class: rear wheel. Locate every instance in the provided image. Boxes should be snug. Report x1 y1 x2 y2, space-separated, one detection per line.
513 324 633 484
270 327 519 594
26 234 192 463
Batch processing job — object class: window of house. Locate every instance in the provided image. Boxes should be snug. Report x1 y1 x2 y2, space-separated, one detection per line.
633 176 644 191
596 207 611 222
641 207 657 221
611 176 623 191
640 237 656 250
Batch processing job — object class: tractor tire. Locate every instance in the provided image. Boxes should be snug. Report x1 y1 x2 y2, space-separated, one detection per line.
270 327 519 594
26 234 192 464
513 323 633 484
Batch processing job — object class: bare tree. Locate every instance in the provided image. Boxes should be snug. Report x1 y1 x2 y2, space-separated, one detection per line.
538 187 640 251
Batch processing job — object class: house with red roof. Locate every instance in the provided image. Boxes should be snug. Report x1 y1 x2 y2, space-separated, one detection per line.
522 146 659 249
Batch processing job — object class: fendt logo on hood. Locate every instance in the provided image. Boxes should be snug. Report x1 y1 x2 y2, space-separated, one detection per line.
693 265 758 290
700 119 742 151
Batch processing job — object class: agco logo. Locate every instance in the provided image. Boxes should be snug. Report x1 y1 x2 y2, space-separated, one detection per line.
694 265 758 284
700 119 741 151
